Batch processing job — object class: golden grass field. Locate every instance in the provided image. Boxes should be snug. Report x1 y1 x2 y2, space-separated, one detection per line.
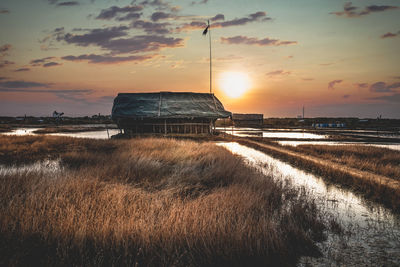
0 135 327 266
290 144 400 180
238 138 400 212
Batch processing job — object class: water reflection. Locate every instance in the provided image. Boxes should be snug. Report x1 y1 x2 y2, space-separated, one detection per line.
217 142 400 266
2 128 119 139
48 129 120 139
3 128 38 135
216 127 327 139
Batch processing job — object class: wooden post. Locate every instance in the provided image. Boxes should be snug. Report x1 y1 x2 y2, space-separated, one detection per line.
164 120 167 134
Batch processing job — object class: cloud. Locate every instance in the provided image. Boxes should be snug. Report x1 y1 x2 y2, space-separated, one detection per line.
369 93 400 103
331 2 398 18
138 0 174 11
266 70 291 76
30 57 62 68
0 77 7 80
328 80 342 89
176 21 207 32
369 82 400 92
61 53 155 64
0 77 95 103
64 29 183 54
57 1 79 6
381 30 399 39
177 11 270 32
54 25 183 54
0 8 9 14
221 36 297 46
131 20 171 34
30 57 56 66
43 62 62 67
0 87 94 104
62 26 130 47
211 14 224 21
0 80 50 88
343 94 350 98
96 5 143 20
213 11 271 27
354 83 368 89
106 35 183 54
0 87 91 94
14 68 31 72
151 11 171 21
0 44 11 56
190 0 208 5
0 60 14 68
302 78 314 81
39 28 65 51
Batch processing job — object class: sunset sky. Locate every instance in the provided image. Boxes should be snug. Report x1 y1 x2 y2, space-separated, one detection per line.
0 0 399 118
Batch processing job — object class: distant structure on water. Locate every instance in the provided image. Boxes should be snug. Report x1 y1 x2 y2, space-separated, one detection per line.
312 122 346 128
232 113 263 127
112 92 231 135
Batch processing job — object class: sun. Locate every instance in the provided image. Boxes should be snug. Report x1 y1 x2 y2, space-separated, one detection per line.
219 72 250 98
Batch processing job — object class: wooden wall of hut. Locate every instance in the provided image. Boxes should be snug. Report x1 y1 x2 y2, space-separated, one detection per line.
119 118 215 135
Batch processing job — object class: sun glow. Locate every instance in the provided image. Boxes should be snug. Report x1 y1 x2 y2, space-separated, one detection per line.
219 72 250 98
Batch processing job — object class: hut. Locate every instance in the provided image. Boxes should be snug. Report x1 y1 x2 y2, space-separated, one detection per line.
112 92 231 135
232 113 263 127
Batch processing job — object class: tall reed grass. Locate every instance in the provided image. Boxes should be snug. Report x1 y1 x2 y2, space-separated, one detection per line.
239 139 400 212
0 136 326 266
290 144 400 180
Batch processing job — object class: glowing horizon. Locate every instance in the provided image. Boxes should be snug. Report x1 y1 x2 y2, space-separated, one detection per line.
0 0 399 118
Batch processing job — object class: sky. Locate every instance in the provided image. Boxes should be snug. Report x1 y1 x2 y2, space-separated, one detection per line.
0 0 399 118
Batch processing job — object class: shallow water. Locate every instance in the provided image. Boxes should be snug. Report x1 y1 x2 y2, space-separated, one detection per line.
2 128 120 139
3 128 38 135
217 142 400 266
217 128 327 139
48 129 120 139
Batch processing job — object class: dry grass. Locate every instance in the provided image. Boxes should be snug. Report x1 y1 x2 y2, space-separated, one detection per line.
289 144 400 180
0 136 326 266
0 135 118 165
238 138 400 212
33 126 109 134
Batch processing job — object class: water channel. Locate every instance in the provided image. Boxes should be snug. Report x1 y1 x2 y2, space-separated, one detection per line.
217 142 400 266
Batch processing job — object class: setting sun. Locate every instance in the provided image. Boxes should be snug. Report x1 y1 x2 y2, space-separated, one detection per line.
219 72 251 98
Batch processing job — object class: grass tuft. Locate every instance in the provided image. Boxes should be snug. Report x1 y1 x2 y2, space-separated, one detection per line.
0 136 327 266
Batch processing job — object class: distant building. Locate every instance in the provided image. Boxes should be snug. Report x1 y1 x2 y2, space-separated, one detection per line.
312 122 346 128
232 113 263 127
112 92 231 135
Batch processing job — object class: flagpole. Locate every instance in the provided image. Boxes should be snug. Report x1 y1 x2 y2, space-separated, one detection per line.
208 20 212 94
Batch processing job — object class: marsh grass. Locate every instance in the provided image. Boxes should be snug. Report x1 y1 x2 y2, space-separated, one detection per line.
289 144 400 180
33 126 110 134
0 136 326 266
239 139 400 212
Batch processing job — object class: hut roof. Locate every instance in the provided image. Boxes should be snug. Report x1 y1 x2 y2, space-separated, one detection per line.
112 92 231 120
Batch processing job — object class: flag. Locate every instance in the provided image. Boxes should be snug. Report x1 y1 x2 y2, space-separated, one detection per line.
202 25 209 35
